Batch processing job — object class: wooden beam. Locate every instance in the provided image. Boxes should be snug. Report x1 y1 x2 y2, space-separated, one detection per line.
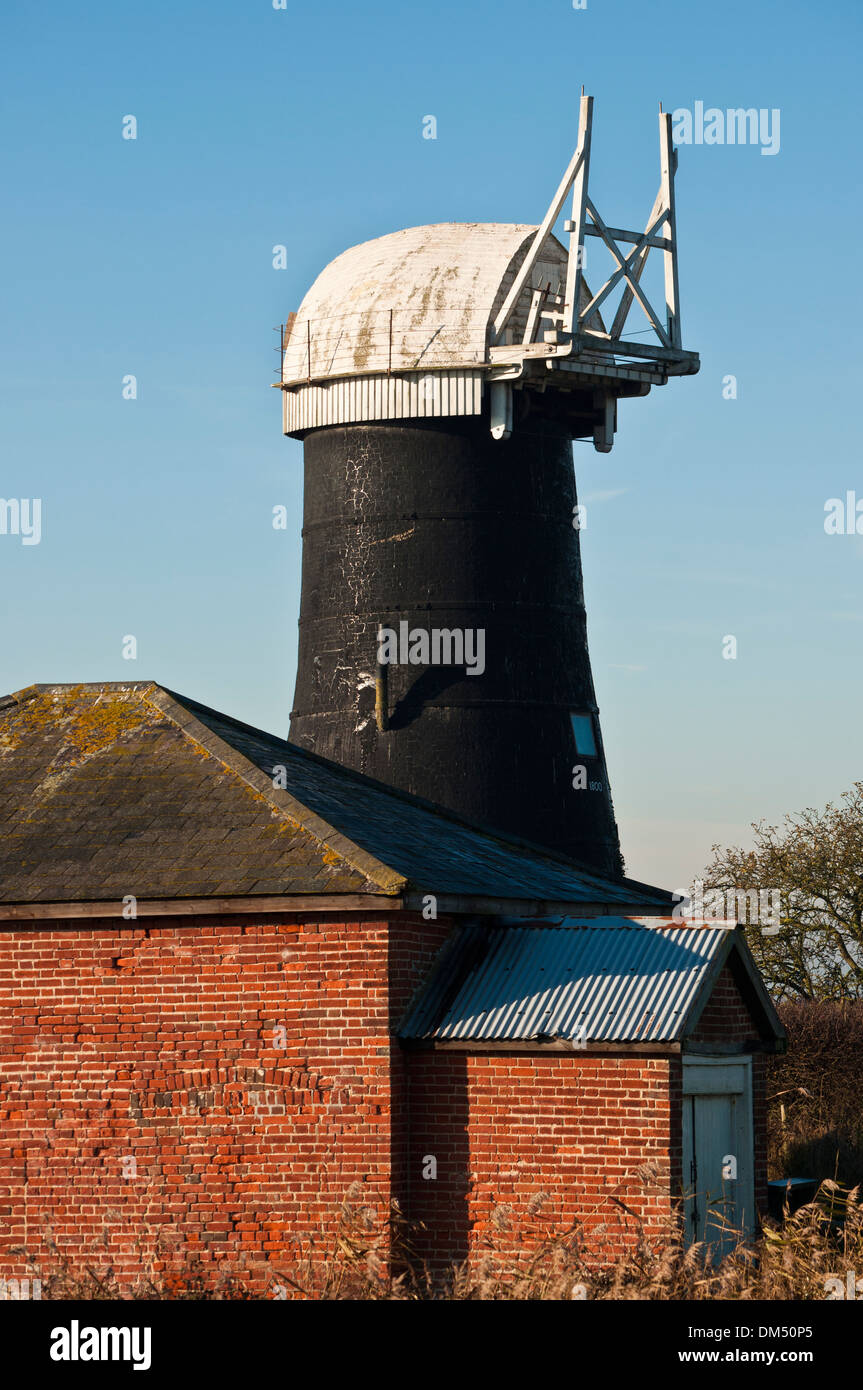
561 93 593 336
490 380 513 439
0 892 676 923
578 206 671 345
580 195 669 341
548 359 662 386
488 336 698 369
402 893 673 917
490 114 589 344
574 332 698 366
401 1038 683 1055
608 180 667 341
593 392 615 453
0 894 405 922
522 283 549 346
659 111 682 348
584 223 671 251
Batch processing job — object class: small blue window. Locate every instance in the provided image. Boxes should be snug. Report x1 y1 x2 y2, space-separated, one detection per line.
570 713 597 757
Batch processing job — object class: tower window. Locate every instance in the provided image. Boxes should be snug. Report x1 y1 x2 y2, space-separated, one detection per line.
570 712 597 757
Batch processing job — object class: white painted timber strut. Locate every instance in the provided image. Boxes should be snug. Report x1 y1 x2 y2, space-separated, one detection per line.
278 98 698 449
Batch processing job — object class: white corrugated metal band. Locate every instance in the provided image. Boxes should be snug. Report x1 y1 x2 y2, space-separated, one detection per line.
284 371 484 433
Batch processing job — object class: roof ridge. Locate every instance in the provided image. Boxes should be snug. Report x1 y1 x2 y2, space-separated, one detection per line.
144 687 406 896
161 687 670 900
0 681 675 910
0 681 157 712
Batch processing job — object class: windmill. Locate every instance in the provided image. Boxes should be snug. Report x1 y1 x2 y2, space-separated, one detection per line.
277 97 698 875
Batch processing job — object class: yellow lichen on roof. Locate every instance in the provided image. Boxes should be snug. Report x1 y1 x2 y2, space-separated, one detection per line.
0 684 162 766
0 682 386 902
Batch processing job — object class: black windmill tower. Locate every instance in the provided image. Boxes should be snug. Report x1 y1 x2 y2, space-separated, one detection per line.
277 97 699 878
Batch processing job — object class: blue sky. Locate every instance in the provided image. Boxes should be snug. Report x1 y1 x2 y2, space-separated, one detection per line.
1 0 861 891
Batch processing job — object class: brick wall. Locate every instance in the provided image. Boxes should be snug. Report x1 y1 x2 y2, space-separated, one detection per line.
404 960 772 1267
405 1051 676 1266
0 916 772 1290
0 912 423 1295
386 913 454 1247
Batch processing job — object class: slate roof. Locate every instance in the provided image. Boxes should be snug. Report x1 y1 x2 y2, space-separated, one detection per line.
399 919 786 1046
0 682 676 911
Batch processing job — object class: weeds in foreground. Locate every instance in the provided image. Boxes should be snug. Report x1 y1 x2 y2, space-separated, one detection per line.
272 1180 862 1300
8 1180 862 1300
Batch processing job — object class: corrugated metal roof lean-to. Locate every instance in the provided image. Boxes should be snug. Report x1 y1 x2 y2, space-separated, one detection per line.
399 920 733 1045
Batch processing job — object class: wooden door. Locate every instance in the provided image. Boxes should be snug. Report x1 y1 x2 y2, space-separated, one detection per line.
682 1056 755 1260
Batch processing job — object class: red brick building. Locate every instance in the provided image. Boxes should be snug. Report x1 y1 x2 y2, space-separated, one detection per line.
0 682 784 1292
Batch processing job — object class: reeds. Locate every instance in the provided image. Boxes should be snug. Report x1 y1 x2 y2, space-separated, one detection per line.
8 1181 862 1300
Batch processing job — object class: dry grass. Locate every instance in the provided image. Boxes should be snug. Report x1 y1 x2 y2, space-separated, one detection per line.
13 1182 859 1300
273 1181 863 1301
6 1225 255 1301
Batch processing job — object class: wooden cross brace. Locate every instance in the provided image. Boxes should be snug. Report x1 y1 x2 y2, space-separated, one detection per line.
491 98 683 357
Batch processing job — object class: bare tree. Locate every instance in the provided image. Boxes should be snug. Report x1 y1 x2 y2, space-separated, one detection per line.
701 783 863 1001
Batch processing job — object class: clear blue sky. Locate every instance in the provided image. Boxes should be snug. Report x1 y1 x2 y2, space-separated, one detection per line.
2 0 861 892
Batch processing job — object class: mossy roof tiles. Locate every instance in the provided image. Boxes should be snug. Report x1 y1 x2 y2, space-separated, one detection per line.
0 682 675 912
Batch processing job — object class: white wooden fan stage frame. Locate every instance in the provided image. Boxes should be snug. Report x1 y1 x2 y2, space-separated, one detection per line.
488 93 699 448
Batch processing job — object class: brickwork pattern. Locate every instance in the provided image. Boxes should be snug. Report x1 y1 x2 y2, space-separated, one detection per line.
0 914 395 1294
